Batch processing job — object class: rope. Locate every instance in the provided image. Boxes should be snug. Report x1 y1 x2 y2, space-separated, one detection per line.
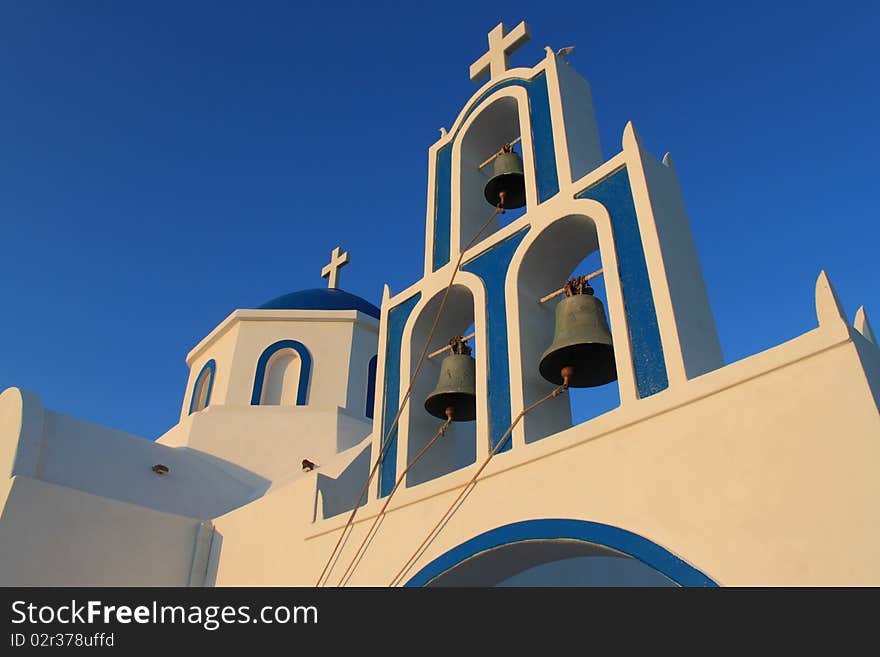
336 411 454 586
388 381 569 587
315 198 506 586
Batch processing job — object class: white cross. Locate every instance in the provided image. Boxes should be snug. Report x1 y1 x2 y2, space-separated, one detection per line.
469 22 531 84
321 246 350 289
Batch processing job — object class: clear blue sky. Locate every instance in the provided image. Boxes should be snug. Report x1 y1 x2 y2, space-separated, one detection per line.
1 1 877 439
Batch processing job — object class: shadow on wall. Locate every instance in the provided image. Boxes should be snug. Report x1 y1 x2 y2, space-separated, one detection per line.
203 530 222 586
316 444 371 519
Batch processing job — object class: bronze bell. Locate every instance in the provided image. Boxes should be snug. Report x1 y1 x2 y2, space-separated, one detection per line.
539 277 617 388
425 337 477 421
484 144 526 209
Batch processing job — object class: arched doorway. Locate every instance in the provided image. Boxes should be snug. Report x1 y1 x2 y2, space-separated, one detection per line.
405 519 716 587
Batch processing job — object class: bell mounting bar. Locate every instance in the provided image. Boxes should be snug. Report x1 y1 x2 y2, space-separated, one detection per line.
478 136 522 169
539 268 604 304
428 332 477 359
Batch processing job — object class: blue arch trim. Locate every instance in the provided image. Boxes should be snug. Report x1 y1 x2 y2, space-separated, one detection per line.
250 340 312 406
404 519 717 587
366 355 378 419
188 359 216 415
432 73 559 271
462 228 529 451
379 293 421 497
577 168 669 398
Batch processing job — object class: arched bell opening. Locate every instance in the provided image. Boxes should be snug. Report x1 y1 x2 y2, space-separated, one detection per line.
457 95 529 253
405 285 478 487
514 214 620 444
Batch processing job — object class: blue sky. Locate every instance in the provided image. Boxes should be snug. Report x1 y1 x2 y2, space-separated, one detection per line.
1 1 877 439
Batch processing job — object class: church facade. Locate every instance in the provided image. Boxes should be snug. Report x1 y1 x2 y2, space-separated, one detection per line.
1 22 878 586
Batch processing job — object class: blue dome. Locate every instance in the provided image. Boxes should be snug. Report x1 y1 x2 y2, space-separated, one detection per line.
258 288 380 319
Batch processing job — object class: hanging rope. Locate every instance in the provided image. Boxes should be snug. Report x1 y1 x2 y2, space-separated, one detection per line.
336 410 454 586
315 196 507 587
388 380 570 587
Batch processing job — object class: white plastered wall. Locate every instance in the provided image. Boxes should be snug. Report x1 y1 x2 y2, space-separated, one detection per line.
0 477 208 586
0 387 266 520
184 309 379 417
210 292 880 586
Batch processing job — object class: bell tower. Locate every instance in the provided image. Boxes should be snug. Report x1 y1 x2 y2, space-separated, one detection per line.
368 21 722 500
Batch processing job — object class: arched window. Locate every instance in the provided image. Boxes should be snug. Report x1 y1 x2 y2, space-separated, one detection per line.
189 359 216 415
366 355 378 419
260 349 302 406
251 340 312 406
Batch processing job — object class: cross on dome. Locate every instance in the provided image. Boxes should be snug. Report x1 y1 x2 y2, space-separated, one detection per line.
469 21 531 84
321 246 350 289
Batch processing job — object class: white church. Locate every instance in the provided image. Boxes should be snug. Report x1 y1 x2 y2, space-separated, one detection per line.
1 22 878 587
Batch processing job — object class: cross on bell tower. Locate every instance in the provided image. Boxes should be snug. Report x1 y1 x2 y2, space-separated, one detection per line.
469 21 531 84
321 246 349 289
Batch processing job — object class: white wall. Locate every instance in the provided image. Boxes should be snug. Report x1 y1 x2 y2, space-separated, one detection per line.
0 387 268 521
183 310 379 420
180 323 240 420
0 477 205 586
554 55 603 183
164 404 371 485
210 323 880 586
37 409 266 519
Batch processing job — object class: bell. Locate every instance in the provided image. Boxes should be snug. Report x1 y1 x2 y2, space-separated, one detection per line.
539 278 617 388
425 337 477 421
484 144 526 209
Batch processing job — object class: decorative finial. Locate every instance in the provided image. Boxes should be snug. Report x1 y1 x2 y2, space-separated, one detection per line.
321 246 350 289
469 22 531 84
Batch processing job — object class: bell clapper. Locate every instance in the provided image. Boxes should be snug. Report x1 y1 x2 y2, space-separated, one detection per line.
441 406 455 434
498 189 506 212
560 366 574 390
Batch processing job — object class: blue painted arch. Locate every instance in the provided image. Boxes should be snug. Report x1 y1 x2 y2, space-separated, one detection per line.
251 340 312 406
188 359 216 415
404 518 717 587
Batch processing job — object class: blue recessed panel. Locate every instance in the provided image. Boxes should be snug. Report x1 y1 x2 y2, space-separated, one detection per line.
525 74 559 202
462 228 529 452
432 145 452 272
379 293 421 497
405 518 717 587
577 168 668 398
